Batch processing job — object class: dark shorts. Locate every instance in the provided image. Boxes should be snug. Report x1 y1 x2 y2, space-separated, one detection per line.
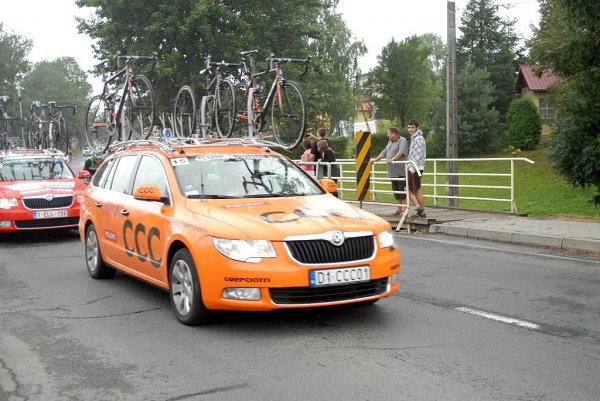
391 175 406 200
408 170 423 193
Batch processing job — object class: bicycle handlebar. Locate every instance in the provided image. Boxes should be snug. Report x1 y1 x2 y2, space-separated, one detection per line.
94 52 158 74
200 54 243 77
266 54 312 77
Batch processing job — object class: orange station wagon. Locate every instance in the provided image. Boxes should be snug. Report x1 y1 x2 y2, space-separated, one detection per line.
79 138 400 325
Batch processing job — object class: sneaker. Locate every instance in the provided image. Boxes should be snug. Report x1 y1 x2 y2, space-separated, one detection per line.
419 212 427 219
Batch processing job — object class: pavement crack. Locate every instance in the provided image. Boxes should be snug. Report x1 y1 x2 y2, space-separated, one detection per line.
165 383 250 400
50 307 163 320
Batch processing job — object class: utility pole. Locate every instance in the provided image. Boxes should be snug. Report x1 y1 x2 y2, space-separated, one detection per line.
446 1 459 207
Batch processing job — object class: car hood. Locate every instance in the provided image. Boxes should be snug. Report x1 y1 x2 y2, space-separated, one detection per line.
184 194 389 240
0 180 81 198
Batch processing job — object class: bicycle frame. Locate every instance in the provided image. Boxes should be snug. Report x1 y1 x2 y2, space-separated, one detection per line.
241 54 309 138
92 52 157 146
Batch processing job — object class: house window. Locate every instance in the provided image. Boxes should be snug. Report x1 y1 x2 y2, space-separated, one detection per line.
539 98 556 119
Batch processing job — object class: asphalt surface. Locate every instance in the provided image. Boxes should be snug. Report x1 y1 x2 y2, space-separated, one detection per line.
359 203 600 254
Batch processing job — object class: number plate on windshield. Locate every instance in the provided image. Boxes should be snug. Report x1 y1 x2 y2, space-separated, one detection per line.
309 266 370 287
34 209 68 219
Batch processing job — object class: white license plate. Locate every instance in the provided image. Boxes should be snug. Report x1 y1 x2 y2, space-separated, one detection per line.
309 266 370 287
34 209 68 219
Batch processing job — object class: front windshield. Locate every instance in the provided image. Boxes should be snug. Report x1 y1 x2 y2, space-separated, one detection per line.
173 154 324 198
0 157 74 181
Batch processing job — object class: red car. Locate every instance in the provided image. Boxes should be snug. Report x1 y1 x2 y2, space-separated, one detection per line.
0 149 86 232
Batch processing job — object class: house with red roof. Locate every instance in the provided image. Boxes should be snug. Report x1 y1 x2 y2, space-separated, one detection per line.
514 65 562 135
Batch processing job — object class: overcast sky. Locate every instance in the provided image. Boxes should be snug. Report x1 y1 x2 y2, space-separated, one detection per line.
1 0 540 93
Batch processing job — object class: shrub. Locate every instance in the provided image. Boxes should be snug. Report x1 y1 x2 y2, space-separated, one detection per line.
506 97 542 150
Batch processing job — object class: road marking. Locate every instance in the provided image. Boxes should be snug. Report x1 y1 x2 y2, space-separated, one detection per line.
455 306 540 330
398 235 600 266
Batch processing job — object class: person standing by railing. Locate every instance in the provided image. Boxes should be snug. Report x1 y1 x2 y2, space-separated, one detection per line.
373 127 408 215
300 138 315 175
407 119 427 218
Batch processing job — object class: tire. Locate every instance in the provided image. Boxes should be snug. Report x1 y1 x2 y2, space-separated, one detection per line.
85 95 112 152
169 249 210 325
270 79 306 150
247 87 264 138
85 225 116 279
126 74 154 140
215 79 236 138
60 117 70 155
199 95 215 138
173 85 196 137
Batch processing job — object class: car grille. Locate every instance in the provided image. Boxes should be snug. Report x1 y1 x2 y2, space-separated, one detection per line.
23 195 73 210
285 235 375 264
270 278 388 305
14 217 79 229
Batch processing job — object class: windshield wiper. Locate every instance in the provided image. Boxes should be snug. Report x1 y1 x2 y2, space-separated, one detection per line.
187 194 239 199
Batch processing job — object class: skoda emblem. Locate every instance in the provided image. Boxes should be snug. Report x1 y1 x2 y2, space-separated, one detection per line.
44 194 55 202
330 231 344 246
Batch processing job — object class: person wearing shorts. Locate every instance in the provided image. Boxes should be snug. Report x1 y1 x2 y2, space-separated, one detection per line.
407 119 427 218
373 127 408 214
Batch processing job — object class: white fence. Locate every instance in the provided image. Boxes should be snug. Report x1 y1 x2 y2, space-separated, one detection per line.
297 157 535 214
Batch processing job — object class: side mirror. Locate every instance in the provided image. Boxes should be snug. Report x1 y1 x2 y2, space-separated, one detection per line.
319 178 337 193
78 170 91 180
133 184 164 202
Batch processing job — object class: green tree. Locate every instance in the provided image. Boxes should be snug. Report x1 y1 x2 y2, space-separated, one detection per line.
366 35 435 128
21 57 92 150
506 97 542 150
428 58 500 156
457 0 524 123
75 0 362 132
457 59 501 155
0 23 32 106
528 0 600 205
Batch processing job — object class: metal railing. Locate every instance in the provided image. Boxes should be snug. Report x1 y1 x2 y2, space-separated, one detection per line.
296 157 535 214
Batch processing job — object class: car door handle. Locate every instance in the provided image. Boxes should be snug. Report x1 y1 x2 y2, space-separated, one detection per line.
120 210 129 216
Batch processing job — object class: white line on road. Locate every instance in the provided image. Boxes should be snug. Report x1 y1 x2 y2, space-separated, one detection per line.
455 306 541 330
398 235 600 266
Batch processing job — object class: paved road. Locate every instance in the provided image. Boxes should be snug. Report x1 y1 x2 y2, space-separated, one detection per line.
1 230 599 400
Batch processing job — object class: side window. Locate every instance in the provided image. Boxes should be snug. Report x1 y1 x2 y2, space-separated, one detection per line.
92 158 115 188
132 155 169 197
108 155 138 194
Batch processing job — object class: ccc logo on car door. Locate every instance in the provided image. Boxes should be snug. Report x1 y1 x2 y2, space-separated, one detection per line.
122 220 162 268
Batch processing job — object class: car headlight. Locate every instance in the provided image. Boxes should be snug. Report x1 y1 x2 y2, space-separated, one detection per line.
378 230 395 249
0 198 18 209
213 238 276 263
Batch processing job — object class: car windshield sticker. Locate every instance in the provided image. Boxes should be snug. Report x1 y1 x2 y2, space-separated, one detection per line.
171 158 189 166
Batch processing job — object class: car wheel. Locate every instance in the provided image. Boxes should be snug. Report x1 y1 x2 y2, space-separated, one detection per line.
85 224 116 279
169 249 211 325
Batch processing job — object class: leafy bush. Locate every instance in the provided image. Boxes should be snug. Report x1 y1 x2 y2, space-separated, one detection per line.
506 97 542 150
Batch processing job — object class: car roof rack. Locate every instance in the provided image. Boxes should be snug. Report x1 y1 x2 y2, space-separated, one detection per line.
0 148 66 158
106 136 285 155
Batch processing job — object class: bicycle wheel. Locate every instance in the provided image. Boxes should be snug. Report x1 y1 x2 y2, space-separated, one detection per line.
57 117 69 154
199 95 215 138
270 80 306 150
247 88 265 138
85 95 112 152
215 79 236 138
48 120 58 150
126 74 154 140
174 85 196 137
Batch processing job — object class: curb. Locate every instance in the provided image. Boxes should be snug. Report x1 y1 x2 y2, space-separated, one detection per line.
430 224 600 253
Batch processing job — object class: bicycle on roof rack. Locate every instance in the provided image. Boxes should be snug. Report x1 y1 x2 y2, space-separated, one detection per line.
45 102 76 154
231 51 310 151
173 54 241 139
85 52 157 153
0 96 25 150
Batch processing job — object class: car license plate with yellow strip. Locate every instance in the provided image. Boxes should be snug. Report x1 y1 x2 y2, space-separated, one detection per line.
34 209 68 219
309 266 370 287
